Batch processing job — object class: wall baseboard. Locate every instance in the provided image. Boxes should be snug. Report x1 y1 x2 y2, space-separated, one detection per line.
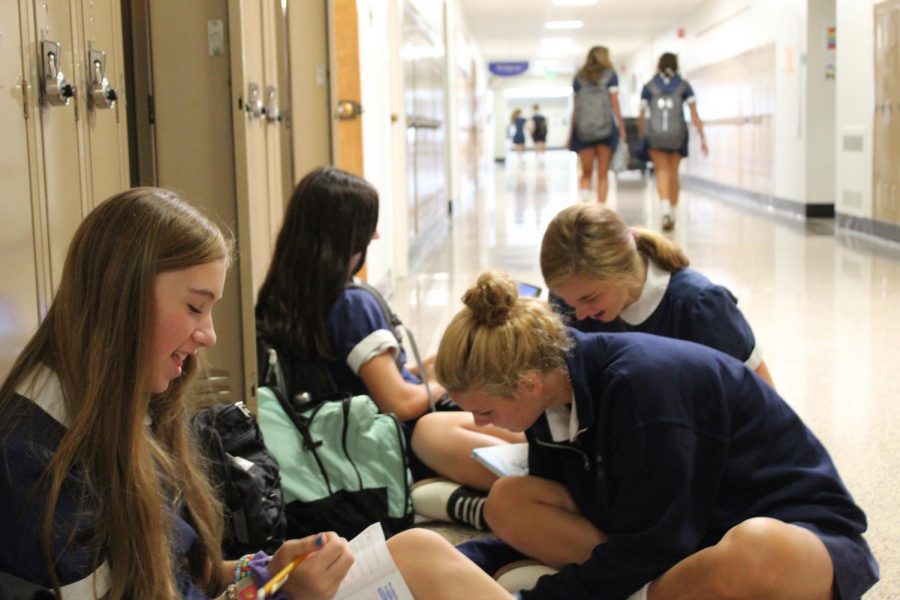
836 213 900 246
683 175 900 245
682 175 835 218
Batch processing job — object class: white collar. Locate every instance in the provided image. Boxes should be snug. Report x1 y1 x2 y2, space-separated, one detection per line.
16 366 70 427
16 366 154 428
545 393 580 442
619 259 670 325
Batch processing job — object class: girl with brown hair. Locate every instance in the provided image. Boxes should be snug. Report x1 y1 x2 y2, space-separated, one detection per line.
541 203 774 386
638 52 708 230
435 270 878 599
0 187 512 600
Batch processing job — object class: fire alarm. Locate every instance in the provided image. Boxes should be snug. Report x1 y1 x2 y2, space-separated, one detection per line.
677 27 685 38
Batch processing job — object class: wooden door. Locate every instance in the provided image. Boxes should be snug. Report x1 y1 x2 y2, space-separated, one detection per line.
329 0 363 176
874 1 900 224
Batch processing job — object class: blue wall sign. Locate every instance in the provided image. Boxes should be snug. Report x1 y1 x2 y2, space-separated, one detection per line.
489 61 530 77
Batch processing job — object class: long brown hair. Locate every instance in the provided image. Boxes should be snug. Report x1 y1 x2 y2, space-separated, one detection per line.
540 204 689 292
435 271 571 397
0 188 232 599
576 45 613 82
256 167 379 361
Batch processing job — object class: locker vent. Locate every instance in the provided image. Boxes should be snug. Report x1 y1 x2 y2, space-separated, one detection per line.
842 135 863 152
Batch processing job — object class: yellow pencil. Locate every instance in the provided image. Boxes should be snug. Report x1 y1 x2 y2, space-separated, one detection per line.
256 535 323 600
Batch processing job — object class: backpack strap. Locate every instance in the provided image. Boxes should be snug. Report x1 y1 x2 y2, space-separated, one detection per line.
347 279 436 412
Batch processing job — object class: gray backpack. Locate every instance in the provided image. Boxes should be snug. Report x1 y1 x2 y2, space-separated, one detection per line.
574 70 614 142
646 79 689 151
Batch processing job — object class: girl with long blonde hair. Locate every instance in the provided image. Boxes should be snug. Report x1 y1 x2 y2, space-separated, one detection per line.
434 270 877 600
541 203 774 386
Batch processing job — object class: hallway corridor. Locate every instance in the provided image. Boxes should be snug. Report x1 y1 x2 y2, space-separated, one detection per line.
392 150 899 598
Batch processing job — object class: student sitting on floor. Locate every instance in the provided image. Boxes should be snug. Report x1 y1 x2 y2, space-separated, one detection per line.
0 187 512 600
435 270 879 600
255 167 522 531
542 203 774 387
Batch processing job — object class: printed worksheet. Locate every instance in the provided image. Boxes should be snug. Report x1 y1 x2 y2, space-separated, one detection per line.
471 442 529 478
335 523 413 600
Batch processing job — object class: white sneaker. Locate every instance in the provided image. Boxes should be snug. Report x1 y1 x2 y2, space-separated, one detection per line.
579 188 591 203
494 560 559 593
660 199 674 231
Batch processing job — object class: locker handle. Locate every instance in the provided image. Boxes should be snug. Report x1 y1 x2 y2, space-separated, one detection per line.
265 85 281 122
41 41 76 107
246 83 264 119
89 49 118 110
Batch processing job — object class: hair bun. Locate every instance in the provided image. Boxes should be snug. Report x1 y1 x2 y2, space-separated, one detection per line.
462 271 517 327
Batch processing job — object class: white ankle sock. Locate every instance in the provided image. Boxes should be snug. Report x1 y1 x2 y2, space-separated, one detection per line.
660 199 672 216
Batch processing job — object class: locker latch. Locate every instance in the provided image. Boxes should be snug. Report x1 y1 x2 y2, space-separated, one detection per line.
41 41 75 107
89 49 118 110
246 83 264 119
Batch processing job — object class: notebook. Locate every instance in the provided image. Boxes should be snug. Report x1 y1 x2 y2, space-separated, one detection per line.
471 442 529 478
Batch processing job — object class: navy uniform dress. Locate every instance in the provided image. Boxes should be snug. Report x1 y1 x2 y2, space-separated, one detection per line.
325 286 440 479
512 117 527 146
520 330 879 600
0 369 211 599
552 259 763 370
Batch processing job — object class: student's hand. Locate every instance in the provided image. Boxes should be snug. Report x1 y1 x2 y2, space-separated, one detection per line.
270 532 354 600
700 138 709 157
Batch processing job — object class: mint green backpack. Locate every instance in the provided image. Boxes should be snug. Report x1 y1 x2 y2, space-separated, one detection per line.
256 385 413 539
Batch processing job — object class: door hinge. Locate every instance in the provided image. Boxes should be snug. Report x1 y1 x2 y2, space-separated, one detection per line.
148 94 155 125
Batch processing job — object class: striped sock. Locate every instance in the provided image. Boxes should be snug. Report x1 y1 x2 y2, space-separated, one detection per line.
447 486 488 530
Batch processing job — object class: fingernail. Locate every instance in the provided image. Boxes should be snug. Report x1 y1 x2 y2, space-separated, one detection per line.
315 533 324 547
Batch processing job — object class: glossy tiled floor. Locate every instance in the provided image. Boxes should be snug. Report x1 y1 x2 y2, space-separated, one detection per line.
391 150 899 598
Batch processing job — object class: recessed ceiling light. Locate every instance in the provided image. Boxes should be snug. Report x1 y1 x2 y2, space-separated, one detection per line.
546 20 583 30
552 0 598 6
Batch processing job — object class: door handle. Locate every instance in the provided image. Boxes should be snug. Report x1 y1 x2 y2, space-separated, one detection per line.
89 49 118 109
41 41 75 107
335 99 363 120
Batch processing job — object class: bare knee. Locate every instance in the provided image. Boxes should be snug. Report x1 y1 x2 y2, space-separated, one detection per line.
706 518 830 598
484 475 528 530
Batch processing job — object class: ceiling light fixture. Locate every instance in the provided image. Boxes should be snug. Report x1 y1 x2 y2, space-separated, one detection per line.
552 0 598 6
545 20 583 30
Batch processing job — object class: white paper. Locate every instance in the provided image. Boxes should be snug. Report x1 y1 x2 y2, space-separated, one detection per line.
334 523 414 600
471 442 529 478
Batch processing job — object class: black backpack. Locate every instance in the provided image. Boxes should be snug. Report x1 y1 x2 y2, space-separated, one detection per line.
191 401 286 558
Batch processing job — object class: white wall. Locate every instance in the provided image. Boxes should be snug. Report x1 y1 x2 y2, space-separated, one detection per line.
834 0 875 219
806 0 837 206
620 0 815 206
358 0 395 285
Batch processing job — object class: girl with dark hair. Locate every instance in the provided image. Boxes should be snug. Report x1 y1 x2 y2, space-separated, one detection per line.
569 46 627 203
639 52 708 230
541 203 773 386
510 108 527 155
435 270 878 600
256 167 522 531
0 187 515 600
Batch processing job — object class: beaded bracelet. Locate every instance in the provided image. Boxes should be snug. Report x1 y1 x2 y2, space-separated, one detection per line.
233 553 254 584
